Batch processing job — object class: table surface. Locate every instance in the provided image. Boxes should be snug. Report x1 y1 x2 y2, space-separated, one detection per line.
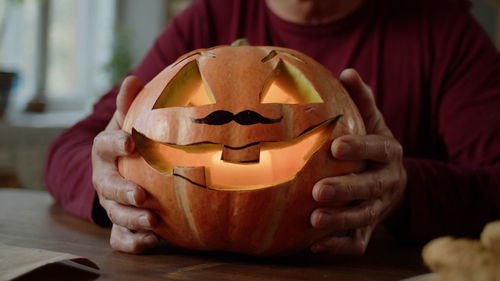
0 188 429 281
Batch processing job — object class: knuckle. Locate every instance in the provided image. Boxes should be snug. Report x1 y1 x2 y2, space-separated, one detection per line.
107 206 117 223
379 137 404 163
92 175 103 193
395 142 403 157
393 142 403 162
125 216 137 230
92 133 106 156
109 226 122 249
111 181 129 204
109 236 119 250
97 196 106 208
101 175 131 204
356 139 367 156
343 181 355 195
371 174 384 198
384 161 406 196
112 186 122 203
92 176 99 191
364 205 378 225
353 240 367 255
383 139 392 161
94 174 114 199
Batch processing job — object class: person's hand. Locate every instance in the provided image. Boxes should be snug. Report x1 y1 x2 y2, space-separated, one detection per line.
310 69 407 255
92 76 160 253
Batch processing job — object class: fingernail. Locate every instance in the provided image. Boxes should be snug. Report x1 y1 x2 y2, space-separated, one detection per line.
335 141 351 157
312 183 322 201
127 191 137 205
143 233 158 245
139 215 152 229
313 183 334 202
312 210 325 229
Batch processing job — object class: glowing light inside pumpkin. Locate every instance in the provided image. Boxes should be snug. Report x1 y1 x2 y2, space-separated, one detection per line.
154 60 216 108
141 55 337 190
260 60 323 104
261 83 300 104
133 119 336 190
186 82 215 106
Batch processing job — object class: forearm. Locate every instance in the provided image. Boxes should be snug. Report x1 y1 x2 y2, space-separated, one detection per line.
384 157 500 241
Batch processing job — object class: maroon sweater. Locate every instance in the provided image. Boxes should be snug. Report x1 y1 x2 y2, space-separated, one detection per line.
44 0 500 241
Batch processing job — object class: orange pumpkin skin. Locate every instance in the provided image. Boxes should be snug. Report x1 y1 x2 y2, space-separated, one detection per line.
118 45 365 256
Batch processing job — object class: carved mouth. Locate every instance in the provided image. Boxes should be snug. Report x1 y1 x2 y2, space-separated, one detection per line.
132 116 341 190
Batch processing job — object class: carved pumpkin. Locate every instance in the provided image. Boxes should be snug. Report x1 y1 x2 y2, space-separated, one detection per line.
118 42 365 256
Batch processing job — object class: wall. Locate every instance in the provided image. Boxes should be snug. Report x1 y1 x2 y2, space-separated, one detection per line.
0 0 173 189
0 124 65 189
117 0 192 67
471 0 498 48
117 0 168 67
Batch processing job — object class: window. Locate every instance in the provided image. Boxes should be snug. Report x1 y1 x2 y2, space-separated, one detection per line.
0 0 116 125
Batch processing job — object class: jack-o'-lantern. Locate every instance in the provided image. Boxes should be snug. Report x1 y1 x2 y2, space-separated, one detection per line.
118 40 365 256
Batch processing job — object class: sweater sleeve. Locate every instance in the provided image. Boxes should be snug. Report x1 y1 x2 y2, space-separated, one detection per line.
43 89 117 224
43 1 213 224
385 2 500 240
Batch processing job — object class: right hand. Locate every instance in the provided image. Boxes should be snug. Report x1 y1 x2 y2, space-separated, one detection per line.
92 76 159 253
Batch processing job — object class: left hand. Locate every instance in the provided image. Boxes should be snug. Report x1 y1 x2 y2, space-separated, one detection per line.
92 76 160 253
310 69 407 255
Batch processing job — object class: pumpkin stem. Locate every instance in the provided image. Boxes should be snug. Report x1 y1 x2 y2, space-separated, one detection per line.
231 38 250 46
261 50 278 63
261 50 305 64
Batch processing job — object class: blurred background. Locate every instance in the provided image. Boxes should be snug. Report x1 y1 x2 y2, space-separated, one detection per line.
0 0 498 190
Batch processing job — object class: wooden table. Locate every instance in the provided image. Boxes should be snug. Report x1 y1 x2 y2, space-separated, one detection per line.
0 188 429 281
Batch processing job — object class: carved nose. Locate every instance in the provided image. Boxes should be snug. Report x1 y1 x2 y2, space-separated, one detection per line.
222 143 261 163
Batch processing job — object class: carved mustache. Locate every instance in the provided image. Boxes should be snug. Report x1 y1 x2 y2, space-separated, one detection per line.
190 110 283 125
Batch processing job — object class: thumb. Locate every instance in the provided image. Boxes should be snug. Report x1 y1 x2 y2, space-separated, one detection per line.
339 69 390 136
116 76 144 127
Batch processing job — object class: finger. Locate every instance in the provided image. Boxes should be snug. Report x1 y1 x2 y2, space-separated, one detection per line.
93 130 135 161
99 198 157 231
310 199 384 230
311 227 373 255
115 76 144 126
331 134 403 163
110 224 159 254
313 167 397 202
93 167 145 206
339 69 391 136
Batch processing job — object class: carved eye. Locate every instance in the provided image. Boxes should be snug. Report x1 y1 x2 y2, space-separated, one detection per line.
154 60 216 108
260 60 323 104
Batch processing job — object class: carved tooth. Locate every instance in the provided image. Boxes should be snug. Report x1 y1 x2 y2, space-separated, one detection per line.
221 143 261 163
173 166 207 188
